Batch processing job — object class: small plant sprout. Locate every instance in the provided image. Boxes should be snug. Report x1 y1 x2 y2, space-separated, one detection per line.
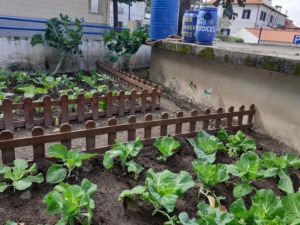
119 169 195 225
0 159 44 192
192 159 229 208
46 144 98 184
44 178 97 225
217 128 256 157
103 138 144 180
154 136 181 162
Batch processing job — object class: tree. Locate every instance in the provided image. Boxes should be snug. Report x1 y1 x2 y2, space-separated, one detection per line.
113 0 145 27
213 0 246 20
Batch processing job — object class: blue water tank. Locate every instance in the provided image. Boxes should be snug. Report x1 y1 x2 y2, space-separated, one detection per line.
150 0 180 40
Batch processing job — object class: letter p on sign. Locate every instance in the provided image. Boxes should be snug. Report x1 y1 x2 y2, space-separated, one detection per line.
293 35 300 44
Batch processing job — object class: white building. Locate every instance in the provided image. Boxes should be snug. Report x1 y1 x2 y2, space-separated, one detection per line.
208 0 287 35
109 2 149 27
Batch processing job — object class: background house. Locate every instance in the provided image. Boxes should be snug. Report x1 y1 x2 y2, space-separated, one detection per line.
208 0 287 35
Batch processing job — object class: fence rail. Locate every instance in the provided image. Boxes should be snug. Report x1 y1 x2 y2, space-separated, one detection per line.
0 104 256 165
0 89 160 131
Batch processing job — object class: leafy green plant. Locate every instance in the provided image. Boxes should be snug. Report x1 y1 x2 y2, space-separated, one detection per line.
282 191 300 224
119 168 195 225
16 85 48 99
217 128 256 157
103 27 148 72
31 14 83 76
34 72 61 96
44 178 97 225
192 159 229 207
230 189 285 224
260 152 300 194
12 71 31 85
154 136 181 162
0 91 15 105
103 138 143 179
5 221 18 225
227 152 277 198
187 131 226 164
179 201 240 225
0 159 44 192
60 74 77 89
46 144 98 183
0 67 9 82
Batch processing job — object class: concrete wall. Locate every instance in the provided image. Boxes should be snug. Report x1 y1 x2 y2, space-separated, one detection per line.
150 43 300 151
0 36 151 73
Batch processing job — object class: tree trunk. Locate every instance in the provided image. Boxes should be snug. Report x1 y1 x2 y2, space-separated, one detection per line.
113 0 119 27
177 0 192 35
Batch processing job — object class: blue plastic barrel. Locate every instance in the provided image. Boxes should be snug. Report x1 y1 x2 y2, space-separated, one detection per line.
181 10 198 43
150 0 180 40
196 7 218 45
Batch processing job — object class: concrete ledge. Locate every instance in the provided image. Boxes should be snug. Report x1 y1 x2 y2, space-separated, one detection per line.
153 41 300 76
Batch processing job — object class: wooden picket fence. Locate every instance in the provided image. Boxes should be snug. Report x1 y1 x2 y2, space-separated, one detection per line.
0 89 160 131
0 104 255 165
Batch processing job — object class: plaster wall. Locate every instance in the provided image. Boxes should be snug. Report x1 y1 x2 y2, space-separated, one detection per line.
150 47 300 151
0 37 151 73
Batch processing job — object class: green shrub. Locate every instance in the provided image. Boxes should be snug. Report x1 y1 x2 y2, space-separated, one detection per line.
216 34 244 43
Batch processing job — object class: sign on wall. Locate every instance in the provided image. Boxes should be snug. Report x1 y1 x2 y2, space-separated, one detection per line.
293 35 300 44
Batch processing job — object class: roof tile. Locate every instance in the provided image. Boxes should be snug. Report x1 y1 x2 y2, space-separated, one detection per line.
245 28 300 43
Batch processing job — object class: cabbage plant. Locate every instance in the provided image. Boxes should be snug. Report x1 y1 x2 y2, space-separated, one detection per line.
154 136 181 162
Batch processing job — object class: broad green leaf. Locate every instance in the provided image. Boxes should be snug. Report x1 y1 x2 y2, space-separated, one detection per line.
160 194 178 213
154 136 180 161
282 191 300 223
26 163 37 173
48 144 68 159
125 160 144 179
0 182 9 192
46 164 67 183
25 173 44 183
78 152 98 161
81 178 97 196
103 148 124 169
251 189 284 220
66 149 82 167
173 170 195 196
217 128 229 142
0 165 10 174
44 190 64 215
13 179 32 190
5 221 18 225
233 181 252 198
178 212 198 225
118 185 146 201
13 159 28 171
278 169 294 194
284 154 300 169
126 137 143 157
230 198 250 220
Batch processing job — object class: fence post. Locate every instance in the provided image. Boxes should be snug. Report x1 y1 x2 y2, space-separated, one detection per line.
128 115 136 141
2 99 14 131
61 95 69 124
214 107 223 129
86 121 96 151
247 104 255 124
144 114 153 139
141 89 148 113
92 93 99 120
108 118 117 145
0 130 15 164
175 111 184 134
60 123 71 149
202 109 211 131
238 105 245 126
43 96 52 127
130 90 137 115
189 110 198 132
77 93 85 122
32 127 45 160
227 106 234 130
160 112 169 136
106 92 113 118
24 98 34 130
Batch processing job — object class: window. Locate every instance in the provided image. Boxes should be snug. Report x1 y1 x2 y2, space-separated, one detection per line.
90 0 99 13
270 15 273 23
260 11 266 21
242 10 251 19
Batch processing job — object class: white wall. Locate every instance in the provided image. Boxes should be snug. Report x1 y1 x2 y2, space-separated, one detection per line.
233 29 258 43
0 36 151 73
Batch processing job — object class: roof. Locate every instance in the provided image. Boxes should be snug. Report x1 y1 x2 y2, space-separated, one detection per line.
245 28 300 43
285 19 300 30
206 0 287 17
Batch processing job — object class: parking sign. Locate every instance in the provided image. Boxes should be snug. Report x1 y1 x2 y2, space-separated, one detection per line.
293 35 300 44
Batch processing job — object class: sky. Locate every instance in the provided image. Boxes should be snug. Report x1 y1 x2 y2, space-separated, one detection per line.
271 0 300 26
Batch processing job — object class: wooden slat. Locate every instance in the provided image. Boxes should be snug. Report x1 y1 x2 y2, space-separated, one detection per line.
160 112 169 136
128 116 136 141
24 98 34 130
214 107 223 129
3 99 14 131
86 121 96 151
238 105 245 125
227 106 234 129
144 114 152 139
151 89 157 111
107 118 117 145
77 93 85 122
202 109 211 130
130 90 137 115
175 111 184 134
189 110 198 132
92 93 99 120
60 123 71 149
118 90 125 116
247 104 255 124
0 131 15 164
32 127 45 160
106 92 113 118
43 96 52 127
61 95 69 124
141 89 148 113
